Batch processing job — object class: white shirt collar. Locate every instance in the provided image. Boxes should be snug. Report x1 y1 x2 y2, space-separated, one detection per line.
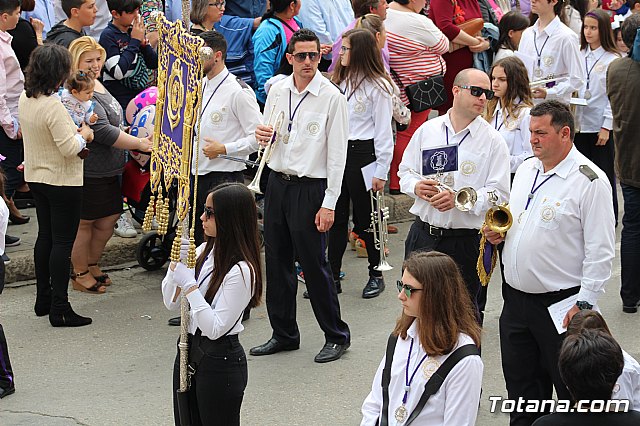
533 145 578 179
286 70 323 96
204 67 230 89
442 112 484 138
535 15 561 37
406 319 419 340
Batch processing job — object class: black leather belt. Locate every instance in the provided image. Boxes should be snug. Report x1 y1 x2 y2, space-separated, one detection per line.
275 172 321 183
416 218 478 237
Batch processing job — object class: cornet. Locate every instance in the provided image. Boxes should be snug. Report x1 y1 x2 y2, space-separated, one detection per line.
247 110 285 194
484 190 512 235
408 169 478 212
369 190 393 271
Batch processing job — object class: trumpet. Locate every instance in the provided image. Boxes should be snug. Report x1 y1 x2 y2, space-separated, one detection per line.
408 169 478 212
484 190 512 235
529 73 569 88
247 110 285 194
369 190 393 271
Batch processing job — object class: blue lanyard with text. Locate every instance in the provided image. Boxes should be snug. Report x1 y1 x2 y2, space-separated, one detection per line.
525 169 556 210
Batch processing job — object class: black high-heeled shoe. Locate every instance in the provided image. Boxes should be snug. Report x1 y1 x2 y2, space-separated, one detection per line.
9 213 29 225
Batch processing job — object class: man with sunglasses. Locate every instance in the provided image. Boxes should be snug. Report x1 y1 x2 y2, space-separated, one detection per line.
249 29 351 364
398 68 510 320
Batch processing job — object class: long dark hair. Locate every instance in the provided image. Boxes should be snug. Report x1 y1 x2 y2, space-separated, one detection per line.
24 44 72 98
262 0 296 21
393 252 481 356
194 183 263 308
496 11 530 52
580 9 619 54
332 29 393 95
484 56 533 122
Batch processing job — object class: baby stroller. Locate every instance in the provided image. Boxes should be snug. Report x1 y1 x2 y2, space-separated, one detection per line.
122 156 178 271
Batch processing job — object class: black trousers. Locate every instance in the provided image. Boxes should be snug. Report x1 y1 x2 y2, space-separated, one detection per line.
328 140 381 281
574 132 618 222
0 260 14 391
193 170 244 246
29 183 82 314
404 218 481 312
500 283 576 426
264 172 350 346
172 334 247 426
0 129 24 198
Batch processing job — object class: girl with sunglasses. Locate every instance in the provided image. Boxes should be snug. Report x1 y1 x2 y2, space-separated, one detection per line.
361 251 483 425
574 9 620 224
162 183 263 425
484 56 534 179
329 28 394 299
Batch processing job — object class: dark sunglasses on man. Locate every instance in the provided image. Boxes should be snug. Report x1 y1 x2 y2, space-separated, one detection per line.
291 52 321 63
458 85 495 100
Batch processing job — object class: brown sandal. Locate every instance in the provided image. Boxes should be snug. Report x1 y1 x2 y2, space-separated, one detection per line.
88 263 112 286
71 270 107 294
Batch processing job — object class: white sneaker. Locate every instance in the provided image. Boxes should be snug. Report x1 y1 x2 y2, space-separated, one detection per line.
114 213 138 238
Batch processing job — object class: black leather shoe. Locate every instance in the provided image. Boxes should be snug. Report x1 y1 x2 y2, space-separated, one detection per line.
249 338 299 356
314 341 350 363
168 316 181 326
0 386 15 399
362 276 385 299
49 309 92 327
623 302 640 314
303 280 342 299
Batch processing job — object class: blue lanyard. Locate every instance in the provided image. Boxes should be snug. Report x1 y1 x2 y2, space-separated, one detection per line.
533 33 550 68
525 169 555 210
494 109 511 132
200 72 230 120
402 338 429 405
288 90 310 132
445 127 471 146
584 50 605 91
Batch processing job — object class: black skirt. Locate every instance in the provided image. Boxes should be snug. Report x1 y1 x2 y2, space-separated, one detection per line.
81 176 123 221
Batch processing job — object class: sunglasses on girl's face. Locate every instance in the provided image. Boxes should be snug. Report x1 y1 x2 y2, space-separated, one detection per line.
458 85 495 100
291 52 321 63
203 205 215 220
396 280 423 298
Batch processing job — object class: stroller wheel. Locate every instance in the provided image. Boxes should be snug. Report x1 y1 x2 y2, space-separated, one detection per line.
136 232 170 271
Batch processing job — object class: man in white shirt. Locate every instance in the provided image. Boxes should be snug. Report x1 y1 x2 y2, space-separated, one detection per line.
249 29 351 364
190 31 262 246
398 68 510 318
484 100 615 426
517 0 585 104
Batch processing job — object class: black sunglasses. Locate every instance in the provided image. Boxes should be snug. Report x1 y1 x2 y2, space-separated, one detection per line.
203 205 215 220
291 52 321 63
458 85 495 100
396 280 423 298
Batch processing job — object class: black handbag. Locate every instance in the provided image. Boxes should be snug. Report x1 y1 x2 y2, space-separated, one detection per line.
391 60 448 112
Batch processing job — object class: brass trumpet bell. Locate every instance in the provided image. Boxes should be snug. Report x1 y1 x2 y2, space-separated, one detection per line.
485 205 513 234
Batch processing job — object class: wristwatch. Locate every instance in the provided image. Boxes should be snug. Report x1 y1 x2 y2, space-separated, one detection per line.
575 300 593 310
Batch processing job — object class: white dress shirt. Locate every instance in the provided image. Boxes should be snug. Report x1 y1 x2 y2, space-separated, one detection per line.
162 244 253 340
503 146 615 305
192 69 262 174
341 77 394 180
517 16 585 104
264 71 349 210
297 0 354 47
574 47 619 133
491 101 533 173
361 322 483 426
613 350 640 411
398 114 511 229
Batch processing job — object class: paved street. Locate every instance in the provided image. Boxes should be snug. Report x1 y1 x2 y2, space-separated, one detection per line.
0 220 635 425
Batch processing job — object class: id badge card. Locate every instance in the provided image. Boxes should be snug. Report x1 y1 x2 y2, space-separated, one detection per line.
421 144 459 176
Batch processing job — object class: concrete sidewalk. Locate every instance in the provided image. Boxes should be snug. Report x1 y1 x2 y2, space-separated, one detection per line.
4 194 416 284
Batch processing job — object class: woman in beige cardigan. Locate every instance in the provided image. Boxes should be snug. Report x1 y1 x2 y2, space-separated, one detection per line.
19 44 95 327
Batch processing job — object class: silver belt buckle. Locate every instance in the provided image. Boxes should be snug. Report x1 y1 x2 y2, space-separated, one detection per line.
281 173 291 181
428 225 441 236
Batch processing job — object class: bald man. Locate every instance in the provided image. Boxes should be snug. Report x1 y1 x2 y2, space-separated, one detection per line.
398 68 510 317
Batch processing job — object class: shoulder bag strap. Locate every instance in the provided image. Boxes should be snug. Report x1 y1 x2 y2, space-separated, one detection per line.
404 344 480 426
389 68 404 90
378 333 398 426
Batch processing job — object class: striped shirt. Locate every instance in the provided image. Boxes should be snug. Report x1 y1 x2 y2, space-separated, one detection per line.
386 9 449 105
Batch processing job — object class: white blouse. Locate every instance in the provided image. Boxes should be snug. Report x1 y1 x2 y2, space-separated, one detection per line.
162 243 253 340
361 322 483 426
613 350 640 411
491 101 533 173
340 77 394 180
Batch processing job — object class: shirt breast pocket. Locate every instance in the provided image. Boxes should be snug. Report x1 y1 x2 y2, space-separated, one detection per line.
534 197 565 231
298 111 327 142
208 107 229 128
457 150 486 182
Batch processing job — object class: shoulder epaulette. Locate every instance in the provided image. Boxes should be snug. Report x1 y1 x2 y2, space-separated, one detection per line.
235 76 250 89
579 165 599 181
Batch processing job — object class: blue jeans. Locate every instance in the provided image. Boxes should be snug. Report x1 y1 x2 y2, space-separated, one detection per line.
620 183 640 307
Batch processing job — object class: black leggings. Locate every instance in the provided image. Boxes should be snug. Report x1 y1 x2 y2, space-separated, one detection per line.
29 182 82 314
172 335 247 426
